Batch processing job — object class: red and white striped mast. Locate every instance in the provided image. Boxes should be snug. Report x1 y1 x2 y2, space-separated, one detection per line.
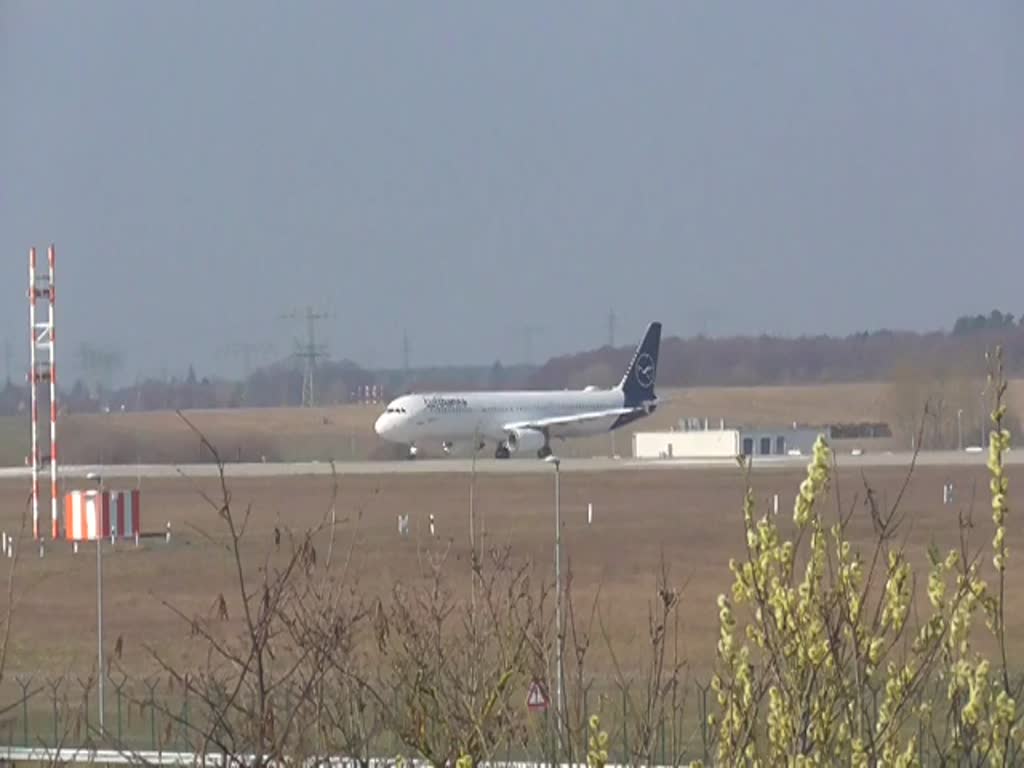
28 244 59 540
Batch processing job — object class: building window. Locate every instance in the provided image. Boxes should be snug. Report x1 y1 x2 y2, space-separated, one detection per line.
742 438 753 456
760 437 771 455
776 436 786 455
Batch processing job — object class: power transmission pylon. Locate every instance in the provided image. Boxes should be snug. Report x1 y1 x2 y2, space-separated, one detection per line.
221 342 275 404
523 324 544 365
77 342 121 405
281 306 330 407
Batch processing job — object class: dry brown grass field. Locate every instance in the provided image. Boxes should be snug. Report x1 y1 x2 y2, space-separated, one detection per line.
8 378 1023 466
1 459 1022 690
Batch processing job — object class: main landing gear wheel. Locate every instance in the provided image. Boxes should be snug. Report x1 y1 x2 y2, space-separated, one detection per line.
537 444 552 459
495 444 511 459
407 445 418 460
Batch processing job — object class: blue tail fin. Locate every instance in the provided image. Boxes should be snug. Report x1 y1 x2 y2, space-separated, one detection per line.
618 321 661 406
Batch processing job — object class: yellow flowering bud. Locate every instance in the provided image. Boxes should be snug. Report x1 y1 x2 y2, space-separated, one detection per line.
868 637 884 665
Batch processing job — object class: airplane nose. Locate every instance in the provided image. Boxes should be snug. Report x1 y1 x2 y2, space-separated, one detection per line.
374 414 388 436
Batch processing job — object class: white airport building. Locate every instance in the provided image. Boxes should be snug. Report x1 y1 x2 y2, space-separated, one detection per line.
632 420 825 460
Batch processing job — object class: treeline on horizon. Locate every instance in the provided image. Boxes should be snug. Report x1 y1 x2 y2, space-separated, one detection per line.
537 314 1024 390
0 311 1022 416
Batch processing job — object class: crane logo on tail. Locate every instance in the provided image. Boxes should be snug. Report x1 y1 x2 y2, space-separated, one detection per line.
635 352 656 388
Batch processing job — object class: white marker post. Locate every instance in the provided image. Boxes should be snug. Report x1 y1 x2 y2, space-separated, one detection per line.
587 503 593 525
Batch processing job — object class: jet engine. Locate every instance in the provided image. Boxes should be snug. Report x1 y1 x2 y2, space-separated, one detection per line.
505 428 546 455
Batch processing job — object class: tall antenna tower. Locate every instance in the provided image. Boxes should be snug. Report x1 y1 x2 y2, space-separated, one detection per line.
281 306 329 407
28 245 59 541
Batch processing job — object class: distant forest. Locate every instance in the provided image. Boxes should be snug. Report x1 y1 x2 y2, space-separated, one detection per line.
537 311 1024 391
1 311 1022 416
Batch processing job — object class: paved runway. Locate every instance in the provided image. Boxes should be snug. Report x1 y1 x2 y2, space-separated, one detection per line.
0 448 1015 481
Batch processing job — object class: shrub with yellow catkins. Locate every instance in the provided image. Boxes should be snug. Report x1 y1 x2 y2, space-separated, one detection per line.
709 345 1023 766
587 714 609 768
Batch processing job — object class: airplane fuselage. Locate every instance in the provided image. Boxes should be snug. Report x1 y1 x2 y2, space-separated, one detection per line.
374 321 662 459
374 388 629 446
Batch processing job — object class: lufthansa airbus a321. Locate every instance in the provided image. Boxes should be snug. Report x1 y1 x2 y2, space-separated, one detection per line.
374 322 662 459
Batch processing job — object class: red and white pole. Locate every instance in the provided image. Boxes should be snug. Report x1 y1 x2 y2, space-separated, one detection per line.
48 245 59 540
28 247 39 541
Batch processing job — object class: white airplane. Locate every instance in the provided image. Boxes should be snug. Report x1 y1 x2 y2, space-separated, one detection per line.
374 322 662 459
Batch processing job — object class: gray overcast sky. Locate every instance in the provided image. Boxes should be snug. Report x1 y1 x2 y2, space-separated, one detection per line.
2 2 1022 383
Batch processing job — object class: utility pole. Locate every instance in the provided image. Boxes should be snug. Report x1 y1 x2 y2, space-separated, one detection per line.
86 472 104 732
544 454 564 737
281 307 330 407
608 311 617 456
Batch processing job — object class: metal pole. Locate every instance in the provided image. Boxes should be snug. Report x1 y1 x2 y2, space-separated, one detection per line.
469 432 478 614
94 477 105 733
97 537 104 731
958 409 963 451
981 384 988 448
48 245 58 541
28 247 39 541
554 460 563 736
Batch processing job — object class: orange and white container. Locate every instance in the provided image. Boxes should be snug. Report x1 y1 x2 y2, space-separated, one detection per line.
64 490 141 540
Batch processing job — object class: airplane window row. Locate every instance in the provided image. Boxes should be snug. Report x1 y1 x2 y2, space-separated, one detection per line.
394 402 600 415
476 405 592 413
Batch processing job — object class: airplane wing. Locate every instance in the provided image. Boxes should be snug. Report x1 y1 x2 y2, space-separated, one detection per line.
503 406 648 434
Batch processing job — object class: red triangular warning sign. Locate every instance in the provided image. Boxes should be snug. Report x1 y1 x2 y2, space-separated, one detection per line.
526 679 549 711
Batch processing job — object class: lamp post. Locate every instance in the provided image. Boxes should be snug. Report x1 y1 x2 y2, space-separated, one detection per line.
544 454 563 736
86 472 105 733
